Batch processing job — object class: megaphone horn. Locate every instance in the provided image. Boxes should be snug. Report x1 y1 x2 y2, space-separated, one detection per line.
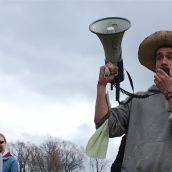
89 17 131 64
89 17 131 102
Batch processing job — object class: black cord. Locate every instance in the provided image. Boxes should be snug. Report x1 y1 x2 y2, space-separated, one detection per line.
113 83 160 104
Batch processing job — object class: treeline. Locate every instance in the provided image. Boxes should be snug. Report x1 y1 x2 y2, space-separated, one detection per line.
8 136 109 172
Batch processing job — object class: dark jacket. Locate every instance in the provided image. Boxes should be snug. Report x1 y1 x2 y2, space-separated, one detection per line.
111 134 127 172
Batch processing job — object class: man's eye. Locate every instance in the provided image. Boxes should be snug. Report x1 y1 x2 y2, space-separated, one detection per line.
167 54 172 59
156 55 163 60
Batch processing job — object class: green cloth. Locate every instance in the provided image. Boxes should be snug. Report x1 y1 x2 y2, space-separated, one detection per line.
85 119 109 159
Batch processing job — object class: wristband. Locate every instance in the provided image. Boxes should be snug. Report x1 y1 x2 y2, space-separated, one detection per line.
97 81 107 87
165 92 172 100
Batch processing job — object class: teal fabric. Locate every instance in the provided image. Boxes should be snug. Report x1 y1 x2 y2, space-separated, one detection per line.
85 119 109 159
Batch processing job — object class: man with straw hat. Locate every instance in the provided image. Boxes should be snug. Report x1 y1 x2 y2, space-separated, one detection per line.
93 31 172 171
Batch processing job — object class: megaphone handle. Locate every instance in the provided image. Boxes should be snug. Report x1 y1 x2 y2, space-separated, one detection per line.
110 83 113 90
109 72 120 102
115 81 120 103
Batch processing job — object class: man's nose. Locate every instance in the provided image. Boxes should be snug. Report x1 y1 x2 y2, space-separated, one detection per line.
162 57 168 64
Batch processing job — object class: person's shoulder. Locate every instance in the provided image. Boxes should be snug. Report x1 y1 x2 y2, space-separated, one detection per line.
3 152 19 171
4 152 17 162
133 85 159 98
120 85 159 105
9 154 20 170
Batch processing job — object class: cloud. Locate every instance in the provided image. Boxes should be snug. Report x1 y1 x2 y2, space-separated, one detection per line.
1 1 172 167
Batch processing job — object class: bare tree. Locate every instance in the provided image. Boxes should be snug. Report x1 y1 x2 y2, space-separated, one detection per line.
9 136 87 172
41 137 62 172
89 158 109 172
9 141 32 172
27 144 46 172
58 140 85 172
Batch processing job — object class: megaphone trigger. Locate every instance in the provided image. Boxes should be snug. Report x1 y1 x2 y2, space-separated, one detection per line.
104 66 119 78
104 67 111 77
115 71 118 76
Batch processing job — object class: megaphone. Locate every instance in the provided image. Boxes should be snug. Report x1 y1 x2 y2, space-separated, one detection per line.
89 17 131 102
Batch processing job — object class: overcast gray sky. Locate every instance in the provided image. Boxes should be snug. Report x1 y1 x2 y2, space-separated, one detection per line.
1 0 172 169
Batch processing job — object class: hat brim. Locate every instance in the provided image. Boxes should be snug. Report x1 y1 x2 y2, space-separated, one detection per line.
138 31 172 72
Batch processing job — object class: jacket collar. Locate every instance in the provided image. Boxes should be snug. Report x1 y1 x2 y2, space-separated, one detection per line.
3 152 12 161
3 152 12 157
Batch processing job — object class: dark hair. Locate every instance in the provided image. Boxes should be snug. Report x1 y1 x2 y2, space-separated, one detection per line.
0 133 6 143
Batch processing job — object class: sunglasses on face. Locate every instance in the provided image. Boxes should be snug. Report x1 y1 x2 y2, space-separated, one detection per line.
0 141 5 144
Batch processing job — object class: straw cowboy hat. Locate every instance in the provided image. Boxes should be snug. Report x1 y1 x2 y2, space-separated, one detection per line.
138 31 172 72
